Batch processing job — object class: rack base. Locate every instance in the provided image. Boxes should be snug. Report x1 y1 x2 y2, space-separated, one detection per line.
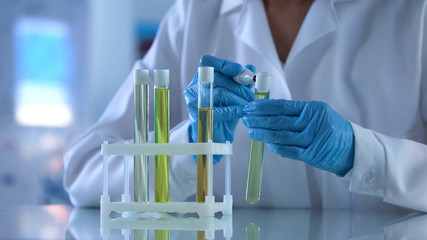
100 195 233 239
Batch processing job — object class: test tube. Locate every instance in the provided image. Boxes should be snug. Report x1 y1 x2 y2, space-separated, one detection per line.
196 66 214 203
154 69 170 203
246 72 271 205
134 69 149 203
233 68 256 85
155 230 170 240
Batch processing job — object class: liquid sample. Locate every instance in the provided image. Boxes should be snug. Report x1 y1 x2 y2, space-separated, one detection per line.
155 88 170 203
246 91 269 205
134 83 149 203
196 108 213 203
155 229 170 240
197 231 206 240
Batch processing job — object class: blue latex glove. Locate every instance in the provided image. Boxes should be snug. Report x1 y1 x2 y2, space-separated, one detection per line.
242 99 354 176
184 55 255 163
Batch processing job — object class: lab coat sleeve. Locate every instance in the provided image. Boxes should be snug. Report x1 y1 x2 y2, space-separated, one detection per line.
63 0 197 207
349 5 427 212
63 65 136 207
348 122 427 212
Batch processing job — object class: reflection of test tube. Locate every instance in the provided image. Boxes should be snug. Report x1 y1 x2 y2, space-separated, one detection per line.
196 66 214 203
233 68 256 85
134 69 149 203
154 69 170 203
246 222 261 240
246 72 271 205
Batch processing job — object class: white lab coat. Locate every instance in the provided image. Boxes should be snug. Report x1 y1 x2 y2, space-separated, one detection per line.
64 0 427 212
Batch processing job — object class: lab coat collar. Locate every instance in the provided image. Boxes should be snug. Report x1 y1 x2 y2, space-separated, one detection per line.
219 0 357 14
220 0 245 15
227 0 359 75
234 0 292 100
235 0 283 72
282 0 361 68
286 0 341 67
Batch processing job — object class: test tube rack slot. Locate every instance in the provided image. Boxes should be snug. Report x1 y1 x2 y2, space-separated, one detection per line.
100 141 233 239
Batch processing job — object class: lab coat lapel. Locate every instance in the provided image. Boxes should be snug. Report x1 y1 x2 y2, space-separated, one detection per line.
286 0 360 66
233 0 293 100
286 0 339 67
234 0 283 74
220 0 244 14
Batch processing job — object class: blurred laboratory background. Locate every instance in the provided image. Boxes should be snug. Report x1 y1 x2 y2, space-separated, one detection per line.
0 0 174 205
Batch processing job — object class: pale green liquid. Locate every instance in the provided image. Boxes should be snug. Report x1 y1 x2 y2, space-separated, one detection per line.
196 108 213 203
246 91 269 205
155 88 170 203
246 222 261 240
134 84 149 203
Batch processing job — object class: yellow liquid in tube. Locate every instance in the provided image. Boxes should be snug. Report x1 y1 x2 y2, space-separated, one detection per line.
196 108 213 203
155 88 170 203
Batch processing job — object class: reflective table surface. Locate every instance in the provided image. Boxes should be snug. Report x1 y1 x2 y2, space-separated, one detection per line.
1 205 426 239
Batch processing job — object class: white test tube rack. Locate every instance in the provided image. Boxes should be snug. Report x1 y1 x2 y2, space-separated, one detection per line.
100 213 232 240
100 140 233 239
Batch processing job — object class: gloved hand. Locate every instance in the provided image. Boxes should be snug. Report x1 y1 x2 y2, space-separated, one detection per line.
242 99 354 176
184 55 255 163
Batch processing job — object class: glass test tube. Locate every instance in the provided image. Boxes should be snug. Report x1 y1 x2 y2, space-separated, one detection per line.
246 72 271 205
134 69 149 203
134 69 149 240
154 69 170 203
196 66 214 203
155 230 170 240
